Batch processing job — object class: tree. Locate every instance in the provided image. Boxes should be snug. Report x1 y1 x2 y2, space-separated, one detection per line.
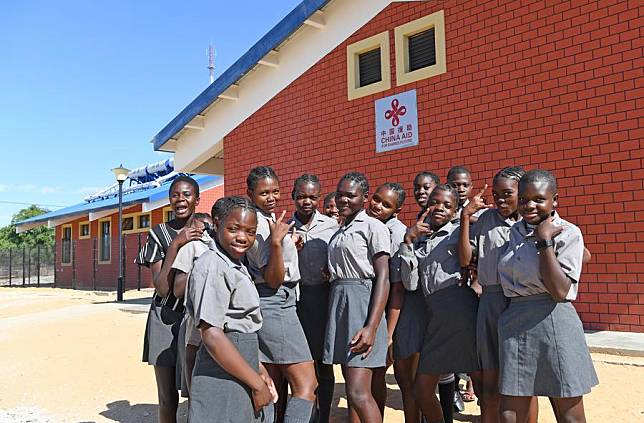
0 205 54 249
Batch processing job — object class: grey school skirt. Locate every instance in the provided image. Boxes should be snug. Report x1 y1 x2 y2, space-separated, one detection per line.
189 332 274 423
257 283 313 364
498 293 599 397
323 279 388 368
477 284 510 370
142 299 183 368
177 314 202 397
177 316 189 397
296 284 331 361
393 288 428 360
418 284 479 375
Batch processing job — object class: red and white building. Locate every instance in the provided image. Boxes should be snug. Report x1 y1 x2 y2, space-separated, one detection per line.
16 161 223 290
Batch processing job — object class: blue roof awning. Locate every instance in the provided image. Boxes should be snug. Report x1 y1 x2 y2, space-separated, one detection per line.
15 175 222 229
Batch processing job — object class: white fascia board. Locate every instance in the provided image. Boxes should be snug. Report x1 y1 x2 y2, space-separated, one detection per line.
46 215 86 229
172 0 394 172
15 221 46 234
89 209 117 222
142 198 169 213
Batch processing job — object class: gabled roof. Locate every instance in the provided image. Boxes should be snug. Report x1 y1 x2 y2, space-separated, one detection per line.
151 0 400 173
152 0 330 152
15 175 222 232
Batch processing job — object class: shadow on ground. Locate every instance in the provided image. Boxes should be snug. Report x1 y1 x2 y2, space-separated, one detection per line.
99 400 188 423
99 380 478 422
455 412 481 422
92 297 152 306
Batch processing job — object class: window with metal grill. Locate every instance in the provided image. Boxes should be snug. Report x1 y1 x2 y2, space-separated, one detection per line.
408 27 436 72
62 226 71 264
358 48 382 87
100 220 111 262
80 223 90 237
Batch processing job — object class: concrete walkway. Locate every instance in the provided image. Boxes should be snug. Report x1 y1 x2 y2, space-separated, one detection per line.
586 330 644 357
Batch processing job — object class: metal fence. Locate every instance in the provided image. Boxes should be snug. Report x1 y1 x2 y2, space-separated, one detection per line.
0 244 55 287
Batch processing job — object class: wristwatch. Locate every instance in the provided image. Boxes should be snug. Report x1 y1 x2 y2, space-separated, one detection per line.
536 239 555 251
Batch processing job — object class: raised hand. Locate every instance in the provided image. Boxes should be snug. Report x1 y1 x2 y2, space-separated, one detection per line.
404 208 433 244
172 226 203 249
268 211 295 245
291 227 304 251
462 184 494 218
536 216 564 241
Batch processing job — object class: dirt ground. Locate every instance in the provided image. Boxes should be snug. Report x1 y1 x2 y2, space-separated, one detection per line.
1 287 644 423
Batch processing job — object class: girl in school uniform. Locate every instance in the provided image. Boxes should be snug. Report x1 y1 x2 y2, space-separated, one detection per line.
136 175 204 423
497 169 598 423
399 184 479 423
324 171 390 423
246 166 318 423
187 196 276 423
457 166 542 423
322 191 341 223
290 174 339 423
365 182 407 417
171 212 214 395
412 171 440 218
446 166 474 220
174 199 231 386
406 172 456 423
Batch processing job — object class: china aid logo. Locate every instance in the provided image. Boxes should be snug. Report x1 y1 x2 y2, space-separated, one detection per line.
384 98 407 126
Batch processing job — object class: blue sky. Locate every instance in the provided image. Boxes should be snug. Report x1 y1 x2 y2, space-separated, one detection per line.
0 0 302 226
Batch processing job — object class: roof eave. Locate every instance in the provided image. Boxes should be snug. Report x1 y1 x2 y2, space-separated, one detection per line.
152 0 331 151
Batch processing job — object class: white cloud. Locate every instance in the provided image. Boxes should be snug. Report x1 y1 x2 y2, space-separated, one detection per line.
39 186 62 194
15 184 37 192
0 184 63 194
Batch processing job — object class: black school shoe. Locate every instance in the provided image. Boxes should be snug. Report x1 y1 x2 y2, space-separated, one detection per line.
453 390 465 413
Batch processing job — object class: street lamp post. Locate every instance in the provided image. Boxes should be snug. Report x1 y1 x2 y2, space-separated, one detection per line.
112 164 130 302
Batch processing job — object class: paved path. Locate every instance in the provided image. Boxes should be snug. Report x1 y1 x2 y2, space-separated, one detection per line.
586 330 644 357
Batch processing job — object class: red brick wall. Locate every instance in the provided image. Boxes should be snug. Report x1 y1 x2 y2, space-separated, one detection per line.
195 183 225 214
54 205 154 290
224 1 643 331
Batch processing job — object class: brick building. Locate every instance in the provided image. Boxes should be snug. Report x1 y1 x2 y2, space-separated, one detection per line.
152 0 641 331
16 167 223 291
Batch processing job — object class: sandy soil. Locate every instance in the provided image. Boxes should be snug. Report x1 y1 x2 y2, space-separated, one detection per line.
1 287 643 422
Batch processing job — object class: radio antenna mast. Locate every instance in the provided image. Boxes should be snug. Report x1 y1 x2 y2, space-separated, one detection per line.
208 45 215 84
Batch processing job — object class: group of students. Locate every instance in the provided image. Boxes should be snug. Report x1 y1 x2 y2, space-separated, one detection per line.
136 164 598 423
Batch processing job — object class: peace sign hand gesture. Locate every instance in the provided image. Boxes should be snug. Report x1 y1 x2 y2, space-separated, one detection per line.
404 208 433 244
462 184 494 218
291 227 305 251
268 211 295 246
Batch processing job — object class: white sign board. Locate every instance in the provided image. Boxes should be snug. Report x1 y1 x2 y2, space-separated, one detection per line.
375 89 419 153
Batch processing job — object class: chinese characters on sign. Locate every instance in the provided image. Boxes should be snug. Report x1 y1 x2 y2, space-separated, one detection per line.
375 89 419 153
